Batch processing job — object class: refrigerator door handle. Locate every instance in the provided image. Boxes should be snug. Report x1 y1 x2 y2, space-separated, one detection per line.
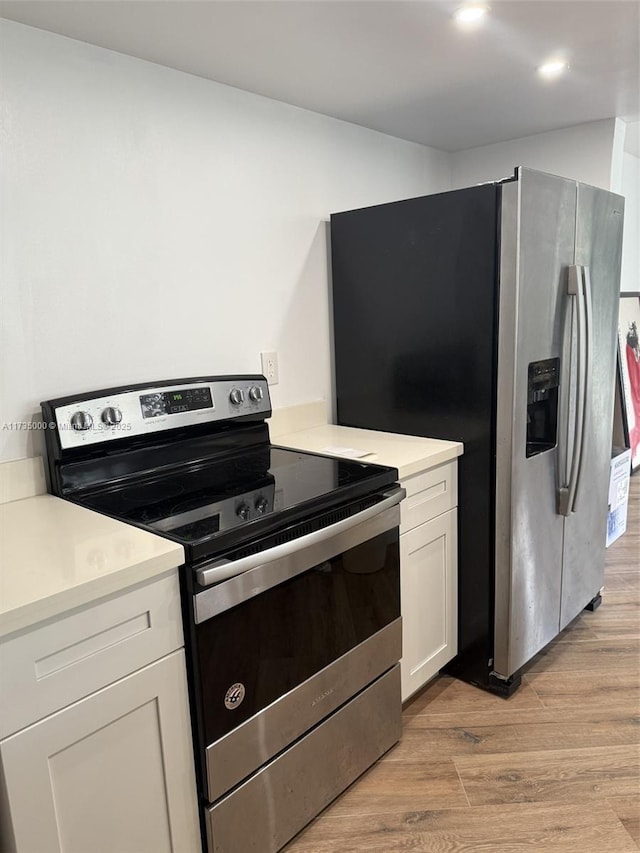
557 264 588 516
572 265 593 512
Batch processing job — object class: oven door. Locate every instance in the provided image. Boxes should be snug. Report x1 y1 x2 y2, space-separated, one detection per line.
190 487 403 804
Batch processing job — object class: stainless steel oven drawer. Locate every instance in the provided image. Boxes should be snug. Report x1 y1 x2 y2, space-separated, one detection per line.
206 664 401 853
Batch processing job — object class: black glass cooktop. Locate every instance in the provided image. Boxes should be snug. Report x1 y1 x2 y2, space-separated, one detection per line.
77 444 397 560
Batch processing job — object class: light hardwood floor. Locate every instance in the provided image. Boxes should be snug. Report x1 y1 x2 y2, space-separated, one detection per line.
286 474 640 852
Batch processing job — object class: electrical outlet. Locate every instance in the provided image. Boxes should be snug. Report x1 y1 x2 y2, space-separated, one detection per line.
260 351 279 385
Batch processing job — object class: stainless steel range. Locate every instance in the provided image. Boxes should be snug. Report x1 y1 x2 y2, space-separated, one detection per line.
41 375 404 852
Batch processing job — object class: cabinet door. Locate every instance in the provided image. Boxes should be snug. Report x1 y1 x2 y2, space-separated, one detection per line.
0 650 200 853
400 509 458 702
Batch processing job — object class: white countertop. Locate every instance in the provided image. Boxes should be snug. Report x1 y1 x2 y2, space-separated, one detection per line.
0 494 184 638
274 424 462 480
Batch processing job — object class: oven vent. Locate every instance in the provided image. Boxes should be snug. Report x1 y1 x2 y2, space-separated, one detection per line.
228 494 380 562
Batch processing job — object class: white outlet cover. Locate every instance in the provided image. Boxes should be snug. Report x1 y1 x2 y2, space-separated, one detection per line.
260 351 279 385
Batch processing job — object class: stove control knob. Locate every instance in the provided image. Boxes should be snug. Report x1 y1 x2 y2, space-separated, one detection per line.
236 502 251 521
70 411 93 431
248 385 264 403
229 388 245 406
101 406 123 426
255 496 268 515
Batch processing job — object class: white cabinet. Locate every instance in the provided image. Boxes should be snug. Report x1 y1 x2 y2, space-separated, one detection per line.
0 573 201 853
399 461 458 701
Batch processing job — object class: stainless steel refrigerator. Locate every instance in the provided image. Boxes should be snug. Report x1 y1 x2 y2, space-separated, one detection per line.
330 167 624 695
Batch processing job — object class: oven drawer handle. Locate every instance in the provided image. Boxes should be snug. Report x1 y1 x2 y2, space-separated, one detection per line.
195 486 405 589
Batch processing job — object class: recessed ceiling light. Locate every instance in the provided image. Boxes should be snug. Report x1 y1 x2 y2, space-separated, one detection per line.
537 59 569 79
454 5 489 27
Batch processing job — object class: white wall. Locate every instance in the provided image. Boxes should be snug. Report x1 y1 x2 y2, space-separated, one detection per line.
0 20 451 461
619 151 639 294
450 119 619 190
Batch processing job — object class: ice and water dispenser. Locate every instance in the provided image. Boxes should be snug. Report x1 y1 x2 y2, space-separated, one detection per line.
526 358 560 458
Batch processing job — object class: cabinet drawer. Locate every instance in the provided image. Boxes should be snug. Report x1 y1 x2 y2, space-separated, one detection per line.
0 571 183 738
400 461 457 534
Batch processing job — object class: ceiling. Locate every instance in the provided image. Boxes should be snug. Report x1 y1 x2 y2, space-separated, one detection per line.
1 0 638 152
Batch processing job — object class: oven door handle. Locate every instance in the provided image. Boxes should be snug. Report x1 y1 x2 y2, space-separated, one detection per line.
193 486 405 623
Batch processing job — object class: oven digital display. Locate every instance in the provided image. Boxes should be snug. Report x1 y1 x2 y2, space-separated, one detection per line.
140 387 213 419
